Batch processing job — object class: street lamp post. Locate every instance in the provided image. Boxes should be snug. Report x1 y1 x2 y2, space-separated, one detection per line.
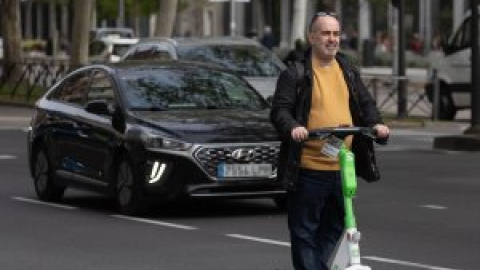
392 0 407 119
230 0 236 36
467 0 480 134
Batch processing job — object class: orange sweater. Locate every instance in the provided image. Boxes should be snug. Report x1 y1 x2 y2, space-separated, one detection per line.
300 58 353 171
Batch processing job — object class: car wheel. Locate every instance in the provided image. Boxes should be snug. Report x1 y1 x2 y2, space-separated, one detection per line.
116 160 144 215
273 196 287 211
33 149 65 202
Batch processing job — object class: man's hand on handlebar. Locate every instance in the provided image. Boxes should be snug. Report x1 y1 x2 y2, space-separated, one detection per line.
373 124 390 139
291 126 309 142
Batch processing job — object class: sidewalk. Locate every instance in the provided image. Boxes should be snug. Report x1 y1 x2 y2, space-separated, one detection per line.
0 104 34 130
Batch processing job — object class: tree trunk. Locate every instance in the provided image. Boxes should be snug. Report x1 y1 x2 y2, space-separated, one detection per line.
291 0 307 46
0 0 23 83
133 0 141 37
25 0 33 39
155 0 178 37
48 0 58 56
70 0 92 68
253 0 265 38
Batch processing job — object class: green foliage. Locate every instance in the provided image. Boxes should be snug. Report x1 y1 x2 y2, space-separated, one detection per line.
96 0 118 20
0 83 45 104
95 0 194 22
96 0 159 21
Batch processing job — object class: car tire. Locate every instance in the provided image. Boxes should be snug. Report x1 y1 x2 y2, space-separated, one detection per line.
273 196 287 211
33 149 65 202
116 160 144 215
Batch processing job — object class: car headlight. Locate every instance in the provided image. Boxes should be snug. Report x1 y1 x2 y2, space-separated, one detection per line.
142 133 192 151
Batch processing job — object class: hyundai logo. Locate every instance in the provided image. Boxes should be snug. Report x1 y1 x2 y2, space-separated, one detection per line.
231 148 255 162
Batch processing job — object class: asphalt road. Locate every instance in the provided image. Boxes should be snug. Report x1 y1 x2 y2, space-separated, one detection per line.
1 114 479 270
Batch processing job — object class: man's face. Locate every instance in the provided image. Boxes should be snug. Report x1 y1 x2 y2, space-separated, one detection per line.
308 16 340 61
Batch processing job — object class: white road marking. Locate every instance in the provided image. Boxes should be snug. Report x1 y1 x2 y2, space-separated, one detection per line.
0 155 16 160
226 234 464 270
111 215 197 230
9 195 462 270
12 196 77 210
363 256 464 270
226 234 291 247
421 204 448 210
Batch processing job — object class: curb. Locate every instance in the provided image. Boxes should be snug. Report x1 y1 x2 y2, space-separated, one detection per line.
433 135 480 151
0 101 35 108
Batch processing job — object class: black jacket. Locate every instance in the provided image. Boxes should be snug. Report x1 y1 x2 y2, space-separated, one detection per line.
270 50 384 190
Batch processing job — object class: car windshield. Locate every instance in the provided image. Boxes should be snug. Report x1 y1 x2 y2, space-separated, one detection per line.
119 66 269 111
113 44 134 57
176 45 284 77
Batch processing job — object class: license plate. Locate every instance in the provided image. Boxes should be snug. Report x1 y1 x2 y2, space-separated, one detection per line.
217 163 272 178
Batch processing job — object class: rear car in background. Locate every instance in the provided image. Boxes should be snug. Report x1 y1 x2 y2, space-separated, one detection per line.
122 36 285 98
89 36 139 63
27 60 284 215
89 27 135 40
424 9 475 120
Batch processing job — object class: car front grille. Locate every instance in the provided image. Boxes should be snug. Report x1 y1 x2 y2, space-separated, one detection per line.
194 143 280 178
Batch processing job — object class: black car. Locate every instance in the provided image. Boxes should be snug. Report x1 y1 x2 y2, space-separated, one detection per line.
27 60 284 214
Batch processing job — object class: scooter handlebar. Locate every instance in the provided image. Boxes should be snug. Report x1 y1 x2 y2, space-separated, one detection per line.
307 126 382 142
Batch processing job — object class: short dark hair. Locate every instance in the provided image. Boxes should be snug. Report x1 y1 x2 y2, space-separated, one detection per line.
308 12 338 32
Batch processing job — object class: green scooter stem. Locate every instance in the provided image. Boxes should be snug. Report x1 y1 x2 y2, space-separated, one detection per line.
339 145 357 229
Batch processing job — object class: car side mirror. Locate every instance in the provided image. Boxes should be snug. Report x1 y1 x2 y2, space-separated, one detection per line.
85 100 112 116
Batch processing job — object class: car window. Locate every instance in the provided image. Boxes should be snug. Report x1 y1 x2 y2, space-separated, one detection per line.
124 44 175 61
89 40 106 56
119 66 268 110
449 17 471 54
123 45 154 60
112 43 134 57
87 70 116 107
176 44 284 77
151 46 175 60
90 29 134 40
49 71 91 105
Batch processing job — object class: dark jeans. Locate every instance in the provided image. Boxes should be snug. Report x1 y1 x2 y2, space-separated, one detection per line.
287 169 344 270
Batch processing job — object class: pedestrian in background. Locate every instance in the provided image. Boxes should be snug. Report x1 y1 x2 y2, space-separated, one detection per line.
260 25 276 50
431 30 443 51
408 32 423 54
270 12 390 270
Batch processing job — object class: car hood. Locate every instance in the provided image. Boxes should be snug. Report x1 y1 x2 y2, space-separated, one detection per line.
130 109 280 143
244 76 278 98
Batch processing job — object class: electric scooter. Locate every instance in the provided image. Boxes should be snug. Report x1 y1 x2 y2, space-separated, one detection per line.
307 127 380 270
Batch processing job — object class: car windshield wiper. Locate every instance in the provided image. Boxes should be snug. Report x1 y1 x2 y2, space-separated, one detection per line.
130 106 169 111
